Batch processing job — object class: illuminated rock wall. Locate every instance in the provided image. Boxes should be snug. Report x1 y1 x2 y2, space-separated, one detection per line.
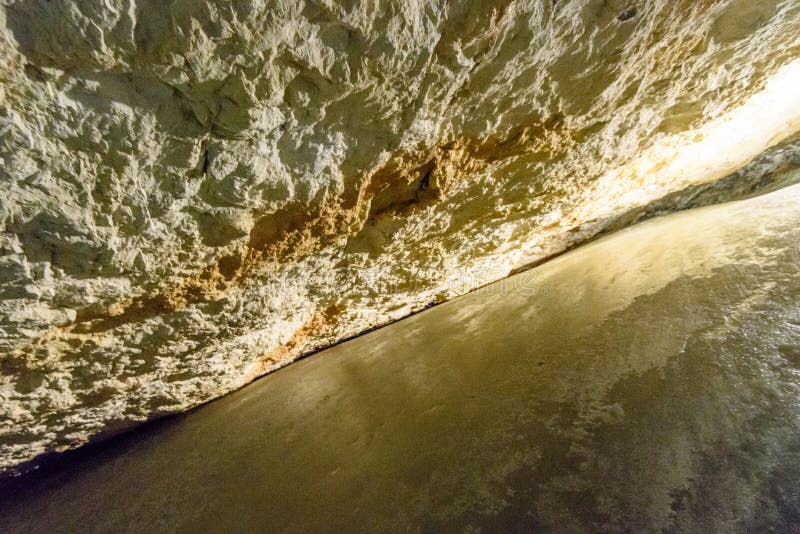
1 0 800 471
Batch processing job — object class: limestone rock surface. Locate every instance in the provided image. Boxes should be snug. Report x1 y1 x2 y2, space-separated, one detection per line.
1 0 800 472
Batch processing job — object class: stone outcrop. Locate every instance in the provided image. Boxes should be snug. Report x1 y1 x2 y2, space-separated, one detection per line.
1 0 800 473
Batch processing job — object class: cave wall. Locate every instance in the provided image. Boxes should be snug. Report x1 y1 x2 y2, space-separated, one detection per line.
1 0 800 472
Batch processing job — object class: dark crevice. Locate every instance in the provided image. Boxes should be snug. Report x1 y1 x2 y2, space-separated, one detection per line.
201 149 210 175
618 7 638 22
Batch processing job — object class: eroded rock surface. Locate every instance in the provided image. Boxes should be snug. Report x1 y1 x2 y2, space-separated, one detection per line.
1 0 800 472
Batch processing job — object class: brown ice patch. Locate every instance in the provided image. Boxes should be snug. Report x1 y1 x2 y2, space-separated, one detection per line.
364 113 570 222
28 117 571 346
70 259 233 334
241 304 343 384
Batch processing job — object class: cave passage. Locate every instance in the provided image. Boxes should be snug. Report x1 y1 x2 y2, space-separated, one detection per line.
2 185 800 532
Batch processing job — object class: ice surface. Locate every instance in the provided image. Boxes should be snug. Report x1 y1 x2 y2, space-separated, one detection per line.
2 185 800 532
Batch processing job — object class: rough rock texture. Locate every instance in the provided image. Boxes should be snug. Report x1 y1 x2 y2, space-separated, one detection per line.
1 0 800 472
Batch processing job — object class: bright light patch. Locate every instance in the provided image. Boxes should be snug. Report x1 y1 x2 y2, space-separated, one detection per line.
574 58 800 222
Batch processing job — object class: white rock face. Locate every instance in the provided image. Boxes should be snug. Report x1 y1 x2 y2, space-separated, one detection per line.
1 0 799 472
